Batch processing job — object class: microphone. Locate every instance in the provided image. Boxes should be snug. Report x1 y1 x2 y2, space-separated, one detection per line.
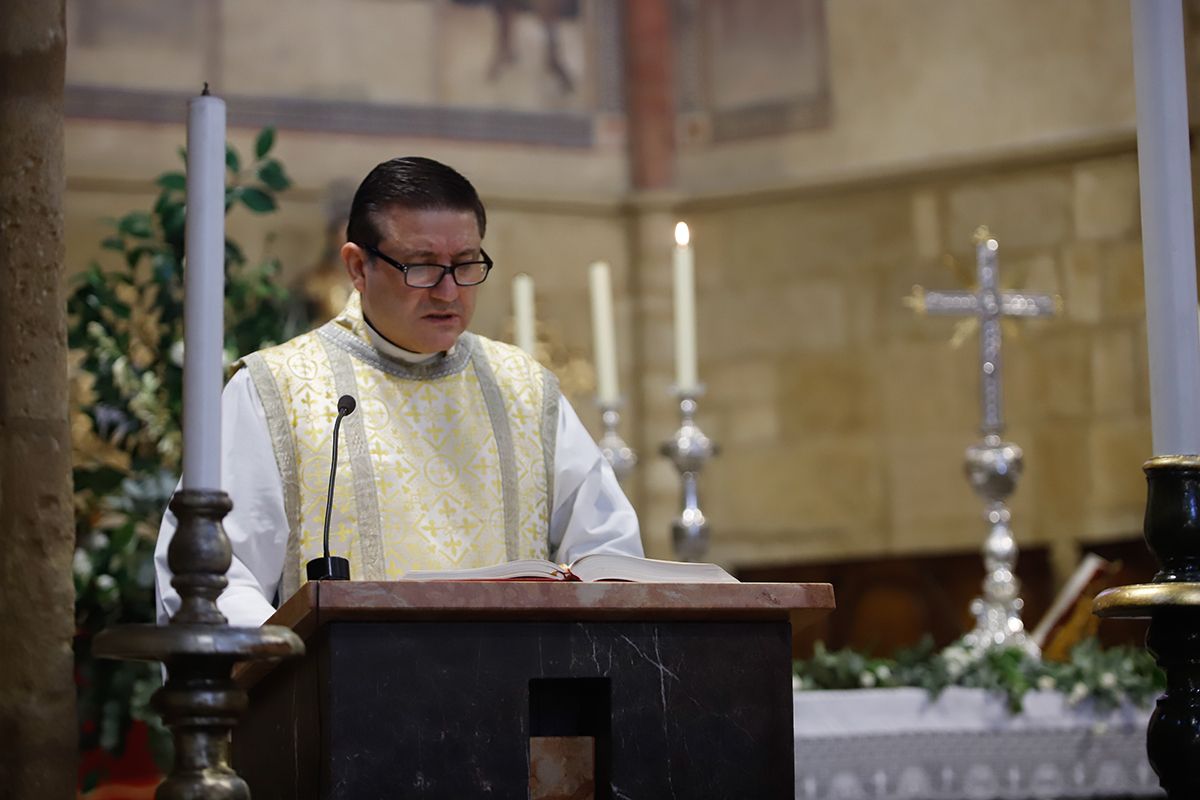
306 394 356 582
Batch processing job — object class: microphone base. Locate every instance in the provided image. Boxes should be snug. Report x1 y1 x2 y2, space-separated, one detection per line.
306 556 351 582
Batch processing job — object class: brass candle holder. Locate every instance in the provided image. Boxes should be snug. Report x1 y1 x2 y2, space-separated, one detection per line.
1094 456 1200 798
94 490 303 798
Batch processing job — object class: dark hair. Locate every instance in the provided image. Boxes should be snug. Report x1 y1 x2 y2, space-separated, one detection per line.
345 156 487 247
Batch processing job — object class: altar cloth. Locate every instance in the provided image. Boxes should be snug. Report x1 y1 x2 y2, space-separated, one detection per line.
793 687 1162 799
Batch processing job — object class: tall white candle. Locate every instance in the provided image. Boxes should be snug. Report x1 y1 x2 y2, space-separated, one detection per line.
513 273 536 356
181 89 226 489
673 222 699 394
588 261 619 404
1131 0 1200 455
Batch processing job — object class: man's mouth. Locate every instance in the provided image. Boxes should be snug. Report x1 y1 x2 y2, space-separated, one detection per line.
423 311 459 321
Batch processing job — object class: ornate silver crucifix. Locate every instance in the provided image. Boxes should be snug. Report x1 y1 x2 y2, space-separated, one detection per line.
909 226 1058 652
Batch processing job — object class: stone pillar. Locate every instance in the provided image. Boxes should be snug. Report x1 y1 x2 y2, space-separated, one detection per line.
626 202 680 560
0 2 77 797
624 0 675 190
623 0 679 558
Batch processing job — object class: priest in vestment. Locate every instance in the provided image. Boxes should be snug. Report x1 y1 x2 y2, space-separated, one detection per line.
155 156 643 627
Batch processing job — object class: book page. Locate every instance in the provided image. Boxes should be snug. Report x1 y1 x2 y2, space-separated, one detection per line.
404 558 563 581
568 554 739 583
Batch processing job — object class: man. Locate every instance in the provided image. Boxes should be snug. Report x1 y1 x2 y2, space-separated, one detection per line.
155 156 643 627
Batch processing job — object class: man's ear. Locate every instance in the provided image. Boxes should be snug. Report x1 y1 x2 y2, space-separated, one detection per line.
341 242 368 293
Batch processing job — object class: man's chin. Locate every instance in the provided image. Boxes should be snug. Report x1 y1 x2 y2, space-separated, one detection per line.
415 326 464 353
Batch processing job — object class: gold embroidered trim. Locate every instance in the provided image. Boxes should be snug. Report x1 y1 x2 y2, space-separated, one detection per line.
241 354 303 601
318 336 387 581
318 323 472 381
469 345 521 561
539 366 559 554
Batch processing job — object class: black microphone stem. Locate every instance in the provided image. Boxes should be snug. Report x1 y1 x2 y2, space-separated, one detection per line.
322 410 347 561
307 394 355 582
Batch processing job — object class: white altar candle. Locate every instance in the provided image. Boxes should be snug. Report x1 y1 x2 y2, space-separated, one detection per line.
673 222 699 394
513 273 536 356
181 89 226 489
1131 0 1200 455
588 261 619 405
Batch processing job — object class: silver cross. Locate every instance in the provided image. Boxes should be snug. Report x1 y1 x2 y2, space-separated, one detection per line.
910 227 1057 435
908 227 1059 653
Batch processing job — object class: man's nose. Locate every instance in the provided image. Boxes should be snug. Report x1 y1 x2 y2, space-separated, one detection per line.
428 269 459 301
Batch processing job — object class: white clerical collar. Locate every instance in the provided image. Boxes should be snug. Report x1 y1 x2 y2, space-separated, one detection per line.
363 315 457 364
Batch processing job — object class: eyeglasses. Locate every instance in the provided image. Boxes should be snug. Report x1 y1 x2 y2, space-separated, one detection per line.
363 244 493 288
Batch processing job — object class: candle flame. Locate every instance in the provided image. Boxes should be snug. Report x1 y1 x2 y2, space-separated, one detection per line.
674 222 690 247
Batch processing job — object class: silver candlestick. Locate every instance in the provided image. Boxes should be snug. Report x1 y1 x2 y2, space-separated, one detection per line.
660 390 717 561
598 403 637 482
961 435 1036 653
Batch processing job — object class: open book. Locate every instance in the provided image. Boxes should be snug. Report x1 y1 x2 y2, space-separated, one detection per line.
403 553 738 584
1030 552 1114 657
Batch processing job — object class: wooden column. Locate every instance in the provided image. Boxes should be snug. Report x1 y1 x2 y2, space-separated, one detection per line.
0 2 77 797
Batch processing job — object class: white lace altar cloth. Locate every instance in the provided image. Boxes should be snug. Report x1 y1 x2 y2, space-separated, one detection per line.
794 687 1162 799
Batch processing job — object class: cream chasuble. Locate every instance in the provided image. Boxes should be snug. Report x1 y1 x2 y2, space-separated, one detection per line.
241 293 557 600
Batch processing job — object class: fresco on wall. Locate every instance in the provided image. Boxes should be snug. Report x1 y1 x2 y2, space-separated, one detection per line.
674 0 830 144
64 0 621 147
443 0 585 112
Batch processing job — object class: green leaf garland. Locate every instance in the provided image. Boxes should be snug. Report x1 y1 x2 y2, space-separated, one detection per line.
793 636 1164 713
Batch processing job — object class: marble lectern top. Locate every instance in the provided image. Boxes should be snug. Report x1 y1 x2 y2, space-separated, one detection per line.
267 580 834 642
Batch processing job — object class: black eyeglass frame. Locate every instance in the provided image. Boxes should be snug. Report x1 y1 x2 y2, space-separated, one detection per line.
363 244 494 288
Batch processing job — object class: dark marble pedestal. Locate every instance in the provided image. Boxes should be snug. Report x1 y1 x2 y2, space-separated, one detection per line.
233 581 833 800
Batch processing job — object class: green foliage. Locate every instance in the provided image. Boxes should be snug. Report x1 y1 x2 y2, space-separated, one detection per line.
793 637 1165 714
70 128 301 785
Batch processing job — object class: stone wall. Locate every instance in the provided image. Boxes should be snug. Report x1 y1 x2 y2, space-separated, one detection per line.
58 0 1170 587
631 146 1151 578
676 0 1137 194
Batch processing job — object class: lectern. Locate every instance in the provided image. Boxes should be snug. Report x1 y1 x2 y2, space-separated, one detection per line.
233 581 834 799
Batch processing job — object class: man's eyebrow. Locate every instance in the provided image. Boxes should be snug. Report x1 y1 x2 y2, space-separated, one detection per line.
394 247 480 261
399 249 436 260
